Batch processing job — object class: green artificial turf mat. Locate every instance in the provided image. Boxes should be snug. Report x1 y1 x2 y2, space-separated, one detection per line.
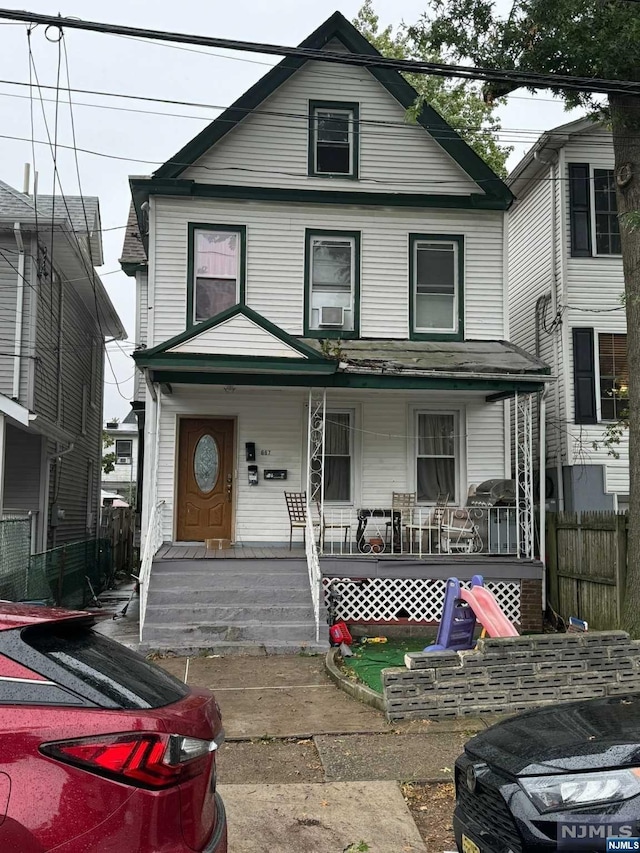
343 636 436 694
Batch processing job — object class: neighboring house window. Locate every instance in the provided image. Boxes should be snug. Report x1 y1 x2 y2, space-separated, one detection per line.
324 411 353 502
187 224 246 326
304 230 360 337
308 101 359 178
416 412 457 503
569 163 620 257
593 169 621 255
598 333 628 421
116 439 133 464
410 235 464 339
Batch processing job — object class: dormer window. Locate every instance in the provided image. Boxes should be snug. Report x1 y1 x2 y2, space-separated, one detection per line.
308 101 359 179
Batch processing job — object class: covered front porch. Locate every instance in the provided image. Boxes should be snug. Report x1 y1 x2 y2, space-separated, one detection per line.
135 306 550 646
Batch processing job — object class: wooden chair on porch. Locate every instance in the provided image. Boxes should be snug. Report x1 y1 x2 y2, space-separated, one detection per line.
385 492 416 551
405 492 450 555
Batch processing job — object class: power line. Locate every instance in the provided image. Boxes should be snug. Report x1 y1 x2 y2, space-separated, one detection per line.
1 8 640 97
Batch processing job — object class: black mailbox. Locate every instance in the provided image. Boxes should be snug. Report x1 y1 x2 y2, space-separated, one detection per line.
264 469 287 480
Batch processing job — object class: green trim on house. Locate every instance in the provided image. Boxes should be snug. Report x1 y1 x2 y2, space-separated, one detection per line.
136 353 337 373
148 368 545 394
408 234 465 342
303 229 361 340
186 223 246 329
120 261 147 278
135 303 332 362
308 100 360 180
150 11 512 207
130 178 508 220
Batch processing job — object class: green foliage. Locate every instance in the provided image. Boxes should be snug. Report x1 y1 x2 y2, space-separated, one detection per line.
411 0 640 112
353 1 511 176
102 430 115 475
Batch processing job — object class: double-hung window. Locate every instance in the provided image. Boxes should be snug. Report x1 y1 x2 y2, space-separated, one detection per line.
598 333 628 421
305 230 359 336
116 439 133 465
188 225 246 326
569 164 621 257
416 412 458 503
594 169 621 255
410 235 463 338
324 411 353 503
309 101 359 178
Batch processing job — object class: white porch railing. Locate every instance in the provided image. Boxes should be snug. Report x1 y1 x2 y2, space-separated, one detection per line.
304 506 322 643
138 500 165 641
317 506 519 557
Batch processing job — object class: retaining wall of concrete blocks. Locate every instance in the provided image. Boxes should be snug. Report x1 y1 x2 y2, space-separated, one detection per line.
383 631 640 721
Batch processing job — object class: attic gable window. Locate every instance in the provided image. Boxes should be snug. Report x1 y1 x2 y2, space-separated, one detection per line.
187 224 246 327
309 101 359 178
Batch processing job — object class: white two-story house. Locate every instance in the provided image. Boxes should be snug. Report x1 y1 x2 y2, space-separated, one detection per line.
509 118 627 511
121 12 549 647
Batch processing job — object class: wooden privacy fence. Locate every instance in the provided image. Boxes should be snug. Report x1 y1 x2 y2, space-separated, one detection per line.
546 511 627 630
100 506 136 577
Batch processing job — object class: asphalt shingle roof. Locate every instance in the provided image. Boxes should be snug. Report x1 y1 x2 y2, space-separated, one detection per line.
119 202 147 266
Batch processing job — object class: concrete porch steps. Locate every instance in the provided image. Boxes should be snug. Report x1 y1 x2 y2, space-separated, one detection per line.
143 556 328 653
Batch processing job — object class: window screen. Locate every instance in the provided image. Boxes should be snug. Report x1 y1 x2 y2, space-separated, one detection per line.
313 108 354 175
599 333 628 421
413 241 457 332
594 170 621 255
194 228 240 322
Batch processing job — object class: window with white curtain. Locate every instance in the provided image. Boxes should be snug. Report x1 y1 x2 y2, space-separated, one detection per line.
193 227 242 323
416 412 457 503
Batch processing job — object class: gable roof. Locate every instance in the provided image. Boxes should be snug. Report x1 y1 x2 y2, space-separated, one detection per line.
152 11 512 205
134 304 336 372
119 201 147 276
508 116 599 195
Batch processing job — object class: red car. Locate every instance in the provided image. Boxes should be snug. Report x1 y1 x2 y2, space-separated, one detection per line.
0 604 227 852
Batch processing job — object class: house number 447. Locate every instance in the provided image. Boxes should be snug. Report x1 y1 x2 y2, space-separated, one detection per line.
260 449 271 455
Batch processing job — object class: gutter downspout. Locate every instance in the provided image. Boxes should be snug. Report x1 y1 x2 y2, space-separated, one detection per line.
12 223 24 401
534 148 565 511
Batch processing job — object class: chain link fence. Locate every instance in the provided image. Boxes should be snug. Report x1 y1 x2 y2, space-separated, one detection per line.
0 520 112 608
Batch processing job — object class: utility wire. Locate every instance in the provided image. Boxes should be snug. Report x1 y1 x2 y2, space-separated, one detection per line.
1 8 640 96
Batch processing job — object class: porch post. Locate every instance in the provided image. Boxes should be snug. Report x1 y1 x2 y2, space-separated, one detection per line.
515 392 535 560
140 380 158 543
0 413 5 518
306 389 326 551
539 391 547 608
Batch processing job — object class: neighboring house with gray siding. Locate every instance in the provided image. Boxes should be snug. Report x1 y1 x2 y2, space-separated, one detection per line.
0 179 126 552
123 11 550 556
508 118 628 511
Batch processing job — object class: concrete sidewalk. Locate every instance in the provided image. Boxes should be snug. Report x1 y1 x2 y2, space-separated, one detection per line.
157 653 489 852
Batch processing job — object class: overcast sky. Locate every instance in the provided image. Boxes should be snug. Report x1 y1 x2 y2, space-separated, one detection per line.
0 1 583 420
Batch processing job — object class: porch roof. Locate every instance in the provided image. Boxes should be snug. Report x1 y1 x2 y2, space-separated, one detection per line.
136 306 550 395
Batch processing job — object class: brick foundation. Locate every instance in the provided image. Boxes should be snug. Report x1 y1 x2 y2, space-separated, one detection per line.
519 578 543 632
383 631 640 721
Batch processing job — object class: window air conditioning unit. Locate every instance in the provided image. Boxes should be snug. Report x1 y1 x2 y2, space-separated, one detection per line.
117 456 130 464
319 306 345 327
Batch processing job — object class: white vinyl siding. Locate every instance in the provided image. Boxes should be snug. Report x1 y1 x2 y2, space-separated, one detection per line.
156 387 506 543
134 270 148 401
102 430 139 486
151 197 504 343
182 57 481 196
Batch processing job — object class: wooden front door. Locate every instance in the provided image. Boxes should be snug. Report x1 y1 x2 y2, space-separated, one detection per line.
177 418 234 542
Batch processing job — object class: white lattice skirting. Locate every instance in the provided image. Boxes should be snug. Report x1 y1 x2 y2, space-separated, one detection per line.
322 577 521 625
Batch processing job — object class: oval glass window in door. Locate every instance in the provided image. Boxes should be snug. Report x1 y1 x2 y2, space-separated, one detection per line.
194 434 219 493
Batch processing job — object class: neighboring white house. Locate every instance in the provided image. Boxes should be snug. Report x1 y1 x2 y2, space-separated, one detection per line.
122 11 549 555
101 410 138 504
508 118 628 511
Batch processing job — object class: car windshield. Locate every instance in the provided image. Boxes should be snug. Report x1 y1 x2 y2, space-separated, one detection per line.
24 623 189 710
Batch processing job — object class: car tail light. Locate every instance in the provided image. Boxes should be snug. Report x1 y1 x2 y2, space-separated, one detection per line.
40 731 223 789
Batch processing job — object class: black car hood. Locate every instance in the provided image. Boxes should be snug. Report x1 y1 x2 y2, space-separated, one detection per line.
465 695 640 776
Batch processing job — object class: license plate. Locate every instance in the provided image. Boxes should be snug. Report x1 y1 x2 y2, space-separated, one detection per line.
461 834 480 853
